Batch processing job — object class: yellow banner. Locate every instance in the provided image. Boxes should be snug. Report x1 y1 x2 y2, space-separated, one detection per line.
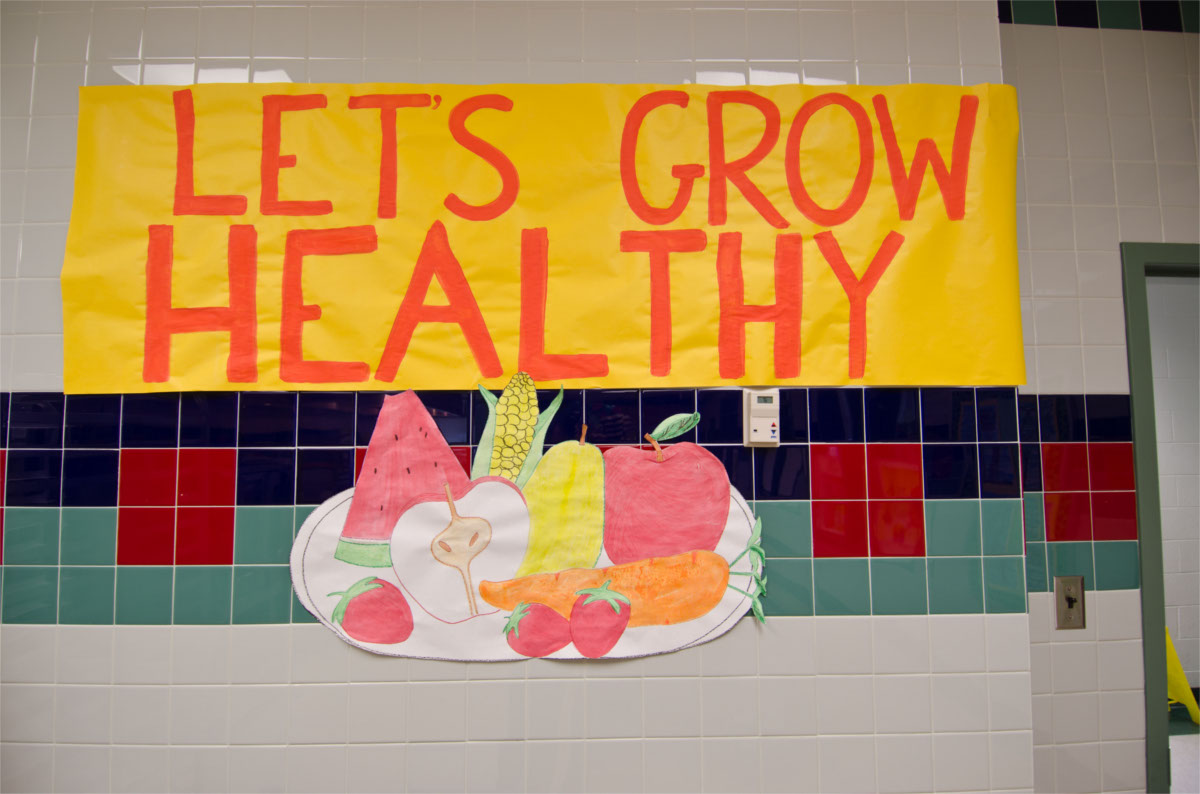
62 83 1022 393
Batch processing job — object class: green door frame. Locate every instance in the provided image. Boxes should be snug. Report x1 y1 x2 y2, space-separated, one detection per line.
1120 241 1200 794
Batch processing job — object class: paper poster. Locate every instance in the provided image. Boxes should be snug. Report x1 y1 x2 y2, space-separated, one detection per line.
291 373 765 660
62 83 1023 393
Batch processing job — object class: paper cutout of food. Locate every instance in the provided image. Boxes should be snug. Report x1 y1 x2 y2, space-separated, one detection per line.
515 425 604 577
480 550 730 627
601 435 731 564
569 581 632 658
430 483 492 616
391 478 530 624
503 602 572 658
472 373 563 488
328 577 414 645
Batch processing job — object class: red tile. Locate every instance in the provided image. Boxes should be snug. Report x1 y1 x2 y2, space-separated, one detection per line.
177 448 236 506
1040 443 1089 492
1092 492 1138 540
812 500 869 557
354 447 366 481
1044 492 1091 541
810 444 867 500
1088 443 1135 491
175 507 235 564
117 507 176 564
868 500 926 556
119 449 178 506
866 444 922 499
451 446 472 476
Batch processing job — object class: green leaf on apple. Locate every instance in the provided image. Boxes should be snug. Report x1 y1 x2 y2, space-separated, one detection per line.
648 412 701 441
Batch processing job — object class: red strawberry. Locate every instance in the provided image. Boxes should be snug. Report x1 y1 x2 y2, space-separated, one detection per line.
503 602 571 658
328 577 413 644
569 580 631 658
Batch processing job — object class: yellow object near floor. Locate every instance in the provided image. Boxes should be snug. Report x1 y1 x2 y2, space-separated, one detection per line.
1167 627 1199 724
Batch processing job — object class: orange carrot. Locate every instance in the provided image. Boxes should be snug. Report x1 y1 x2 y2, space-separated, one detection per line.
478 550 729 627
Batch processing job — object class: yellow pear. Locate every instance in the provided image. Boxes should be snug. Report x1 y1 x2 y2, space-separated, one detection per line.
516 426 604 576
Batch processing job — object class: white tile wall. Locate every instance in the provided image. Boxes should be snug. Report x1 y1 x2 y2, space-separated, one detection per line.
1148 276 1200 687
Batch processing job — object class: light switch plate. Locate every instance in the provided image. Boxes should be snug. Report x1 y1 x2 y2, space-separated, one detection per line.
1054 575 1086 630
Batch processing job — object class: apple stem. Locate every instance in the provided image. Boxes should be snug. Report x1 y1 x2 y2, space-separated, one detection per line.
643 433 664 462
579 424 588 445
443 482 459 519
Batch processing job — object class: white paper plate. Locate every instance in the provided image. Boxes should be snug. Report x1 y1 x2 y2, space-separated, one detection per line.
291 487 757 661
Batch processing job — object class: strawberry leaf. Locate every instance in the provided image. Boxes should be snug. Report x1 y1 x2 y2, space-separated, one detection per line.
328 577 382 625
574 580 631 614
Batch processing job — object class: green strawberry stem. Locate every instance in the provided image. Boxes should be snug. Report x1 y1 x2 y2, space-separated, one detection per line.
502 602 531 637
327 577 383 625
574 580 631 614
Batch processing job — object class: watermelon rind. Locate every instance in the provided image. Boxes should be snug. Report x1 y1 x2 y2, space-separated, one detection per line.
333 537 392 568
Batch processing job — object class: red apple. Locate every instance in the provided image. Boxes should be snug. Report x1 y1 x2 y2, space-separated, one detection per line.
602 436 731 564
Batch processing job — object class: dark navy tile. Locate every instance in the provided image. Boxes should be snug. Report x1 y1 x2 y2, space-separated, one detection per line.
1056 0 1099 27
587 390 640 444
976 388 1018 442
641 390 697 442
356 392 387 446
1018 394 1040 442
1140 0 1182 31
236 449 297 506
414 391 472 446
540 389 583 446
121 393 180 448
808 388 864 443
704 445 755 500
865 388 920 442
8 393 64 448
180 393 238 448
754 445 810 500
697 390 743 444
5 449 62 506
1 391 9 447
238 393 297 448
1021 443 1043 492
998 0 1013 23
62 450 119 506
778 388 808 443
979 443 1021 499
64 395 121 448
295 448 355 504
297 393 357 447
1039 394 1087 442
1085 394 1132 442
921 388 976 442
923 444 979 499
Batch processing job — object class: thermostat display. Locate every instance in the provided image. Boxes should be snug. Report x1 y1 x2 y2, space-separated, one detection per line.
743 388 780 447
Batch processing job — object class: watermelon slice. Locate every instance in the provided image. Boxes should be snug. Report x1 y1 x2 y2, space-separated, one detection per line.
335 391 475 567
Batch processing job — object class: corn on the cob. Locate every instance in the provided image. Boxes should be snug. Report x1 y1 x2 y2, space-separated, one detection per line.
472 373 564 489
490 372 538 480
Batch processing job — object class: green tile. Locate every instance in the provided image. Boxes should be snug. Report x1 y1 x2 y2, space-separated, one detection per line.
60 508 118 565
1 566 58 623
982 500 1024 556
294 505 318 536
755 501 812 558
59 567 115 624
928 557 984 614
233 566 293 624
925 500 981 556
984 557 1027 613
1026 541 1049 593
1023 493 1045 542
762 558 813 616
870 558 928 615
116 567 173 624
235 507 296 564
1098 0 1142 29
1094 541 1140 590
2 508 60 565
1048 542 1096 589
174 566 233 625
1012 0 1057 25
1183 0 1199 33
293 590 319 623
813 559 870 616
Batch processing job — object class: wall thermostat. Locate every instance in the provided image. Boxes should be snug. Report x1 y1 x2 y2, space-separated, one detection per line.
743 388 781 447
